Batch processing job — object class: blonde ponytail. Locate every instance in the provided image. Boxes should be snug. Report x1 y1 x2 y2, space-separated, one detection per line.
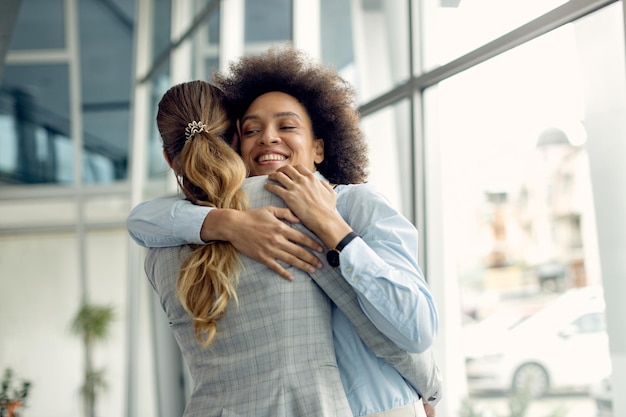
157 80 247 346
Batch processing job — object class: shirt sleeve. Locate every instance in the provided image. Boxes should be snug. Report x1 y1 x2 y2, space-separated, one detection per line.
335 184 438 353
126 196 212 247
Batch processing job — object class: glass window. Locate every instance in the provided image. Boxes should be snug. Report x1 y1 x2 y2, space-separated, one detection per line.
574 312 606 334
0 64 72 185
421 0 568 70
424 3 620 414
10 0 66 50
78 0 135 182
321 0 410 104
196 4 221 80
206 5 220 46
153 0 173 59
148 69 173 182
2 0 136 185
245 0 292 43
361 98 413 218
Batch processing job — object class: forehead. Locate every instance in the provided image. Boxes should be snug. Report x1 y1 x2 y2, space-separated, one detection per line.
244 91 311 120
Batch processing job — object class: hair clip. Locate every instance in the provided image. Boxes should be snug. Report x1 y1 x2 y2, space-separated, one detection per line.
185 121 207 142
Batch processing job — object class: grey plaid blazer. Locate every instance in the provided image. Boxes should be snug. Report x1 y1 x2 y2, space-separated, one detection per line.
244 176 442 406
146 244 352 415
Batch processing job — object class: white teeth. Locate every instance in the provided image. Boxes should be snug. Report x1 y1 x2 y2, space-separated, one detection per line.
258 154 287 162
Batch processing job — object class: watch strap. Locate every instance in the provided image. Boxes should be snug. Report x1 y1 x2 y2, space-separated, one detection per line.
327 231 358 267
335 231 358 252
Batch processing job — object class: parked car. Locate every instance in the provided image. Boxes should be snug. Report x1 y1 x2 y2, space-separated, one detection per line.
591 375 612 417
464 286 610 397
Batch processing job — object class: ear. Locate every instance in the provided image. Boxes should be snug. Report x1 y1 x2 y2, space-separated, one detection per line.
313 138 325 164
162 149 175 170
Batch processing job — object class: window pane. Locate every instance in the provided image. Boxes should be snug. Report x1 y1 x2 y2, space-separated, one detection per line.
424 4 620 414
79 0 135 182
321 0 410 104
361 99 412 218
196 4 221 80
148 69 172 183
206 4 220 46
421 0 567 70
0 64 72 184
153 0 173 59
245 0 292 43
10 0 65 50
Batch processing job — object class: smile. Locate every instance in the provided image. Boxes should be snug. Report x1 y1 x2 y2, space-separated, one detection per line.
257 153 287 163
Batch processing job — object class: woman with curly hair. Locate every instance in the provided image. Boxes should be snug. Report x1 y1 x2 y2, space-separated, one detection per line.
129 46 440 417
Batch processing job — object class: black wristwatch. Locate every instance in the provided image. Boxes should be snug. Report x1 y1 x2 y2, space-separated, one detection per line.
327 231 358 267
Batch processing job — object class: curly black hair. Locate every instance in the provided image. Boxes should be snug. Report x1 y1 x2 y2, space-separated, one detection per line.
213 46 369 184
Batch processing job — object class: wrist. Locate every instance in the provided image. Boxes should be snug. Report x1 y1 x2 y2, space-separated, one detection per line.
327 231 359 267
305 211 351 249
200 208 238 242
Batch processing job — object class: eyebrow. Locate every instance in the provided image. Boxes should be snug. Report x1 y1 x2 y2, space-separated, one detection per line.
240 111 302 125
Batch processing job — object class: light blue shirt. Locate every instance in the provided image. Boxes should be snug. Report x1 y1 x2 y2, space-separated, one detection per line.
127 174 438 416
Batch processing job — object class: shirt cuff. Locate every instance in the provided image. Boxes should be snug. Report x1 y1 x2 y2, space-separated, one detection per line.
173 203 214 244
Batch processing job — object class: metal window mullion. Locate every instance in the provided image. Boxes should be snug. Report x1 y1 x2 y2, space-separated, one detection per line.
219 0 244 71
293 0 320 58
170 0 194 85
65 0 89 303
126 0 156 415
6 49 70 64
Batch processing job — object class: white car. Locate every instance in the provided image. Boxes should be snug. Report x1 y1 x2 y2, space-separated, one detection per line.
464 286 610 397
591 375 612 417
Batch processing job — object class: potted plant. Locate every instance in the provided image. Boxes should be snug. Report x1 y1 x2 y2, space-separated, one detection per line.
0 368 30 417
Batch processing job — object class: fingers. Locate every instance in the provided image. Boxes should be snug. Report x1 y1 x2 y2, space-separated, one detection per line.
285 227 324 254
270 206 300 224
269 164 316 185
263 259 295 281
257 241 323 281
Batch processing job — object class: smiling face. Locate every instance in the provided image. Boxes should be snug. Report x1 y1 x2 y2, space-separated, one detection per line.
237 91 324 177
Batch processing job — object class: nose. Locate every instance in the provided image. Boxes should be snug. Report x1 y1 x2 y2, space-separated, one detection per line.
259 127 280 145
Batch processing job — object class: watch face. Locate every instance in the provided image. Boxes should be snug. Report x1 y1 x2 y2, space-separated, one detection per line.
327 250 340 267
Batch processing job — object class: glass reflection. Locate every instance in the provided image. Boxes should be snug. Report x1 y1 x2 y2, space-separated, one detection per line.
0 65 72 184
425 4 621 415
9 0 65 50
361 99 412 218
245 0 292 43
421 0 568 70
321 0 409 103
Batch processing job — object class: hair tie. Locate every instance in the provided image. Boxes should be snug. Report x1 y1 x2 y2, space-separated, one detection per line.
185 121 207 142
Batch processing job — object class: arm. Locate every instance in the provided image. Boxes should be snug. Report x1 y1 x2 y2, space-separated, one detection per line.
336 185 438 352
126 196 209 247
267 166 438 353
126 194 324 280
263 176 442 407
